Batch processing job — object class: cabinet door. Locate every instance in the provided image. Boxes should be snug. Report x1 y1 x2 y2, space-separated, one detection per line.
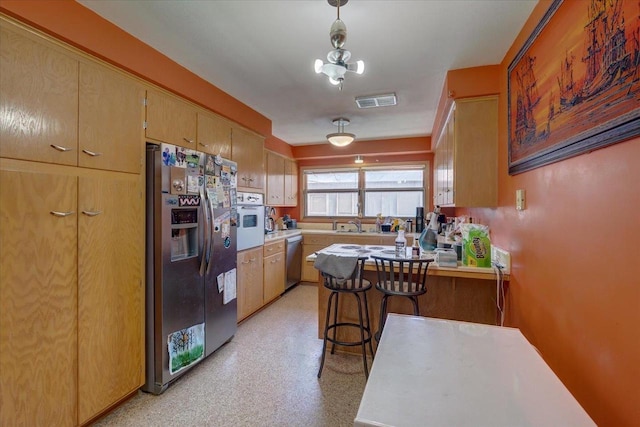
237 247 264 321
284 158 298 206
77 174 143 424
264 252 285 303
0 168 78 427
266 151 285 205
79 62 145 174
197 111 232 157
145 88 197 148
0 22 78 165
232 127 264 190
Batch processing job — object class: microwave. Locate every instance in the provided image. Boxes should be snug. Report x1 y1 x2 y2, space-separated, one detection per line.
236 192 265 251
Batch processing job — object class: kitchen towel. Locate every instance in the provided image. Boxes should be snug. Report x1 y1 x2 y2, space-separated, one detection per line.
314 253 358 280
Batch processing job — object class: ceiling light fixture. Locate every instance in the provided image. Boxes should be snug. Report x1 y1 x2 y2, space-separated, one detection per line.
327 118 355 147
314 0 364 91
354 155 364 164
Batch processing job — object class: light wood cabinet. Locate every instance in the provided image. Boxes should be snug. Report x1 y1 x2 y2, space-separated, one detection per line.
145 88 197 148
266 151 297 207
433 96 498 207
0 168 78 427
231 126 264 190
196 111 232 158
284 158 298 206
0 21 78 166
77 174 143 425
237 247 264 321
0 18 144 426
79 62 145 174
263 240 285 303
266 150 285 205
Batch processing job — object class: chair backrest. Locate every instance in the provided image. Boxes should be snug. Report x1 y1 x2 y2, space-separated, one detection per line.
370 255 431 296
319 256 370 291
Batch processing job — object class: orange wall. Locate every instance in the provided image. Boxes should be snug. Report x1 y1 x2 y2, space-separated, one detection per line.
459 1 639 425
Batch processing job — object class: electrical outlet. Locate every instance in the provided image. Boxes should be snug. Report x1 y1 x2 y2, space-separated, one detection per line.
491 246 511 272
516 189 526 210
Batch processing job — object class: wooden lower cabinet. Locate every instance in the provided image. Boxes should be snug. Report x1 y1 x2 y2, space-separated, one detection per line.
77 174 143 424
0 168 78 427
0 162 144 426
237 247 264 321
263 240 285 303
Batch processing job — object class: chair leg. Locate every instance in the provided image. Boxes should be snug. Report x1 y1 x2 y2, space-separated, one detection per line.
376 295 389 342
318 291 336 378
354 292 369 378
362 291 375 358
330 291 339 355
408 296 420 316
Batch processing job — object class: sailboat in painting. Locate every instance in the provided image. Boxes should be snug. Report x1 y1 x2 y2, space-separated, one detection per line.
514 55 541 146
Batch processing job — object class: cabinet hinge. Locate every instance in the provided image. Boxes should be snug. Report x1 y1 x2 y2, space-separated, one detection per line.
143 98 148 107
143 121 148 129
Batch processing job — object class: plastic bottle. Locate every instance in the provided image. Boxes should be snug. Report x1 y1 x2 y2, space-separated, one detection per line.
375 214 382 233
395 229 407 258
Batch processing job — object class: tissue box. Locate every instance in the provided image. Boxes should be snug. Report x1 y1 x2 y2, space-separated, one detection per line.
461 224 491 268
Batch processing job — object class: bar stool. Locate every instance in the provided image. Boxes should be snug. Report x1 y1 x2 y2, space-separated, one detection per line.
371 255 431 341
314 254 374 379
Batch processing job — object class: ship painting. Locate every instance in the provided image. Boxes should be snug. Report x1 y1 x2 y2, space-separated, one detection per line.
508 0 640 174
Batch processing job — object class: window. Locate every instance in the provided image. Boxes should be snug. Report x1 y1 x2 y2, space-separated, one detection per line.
303 166 425 218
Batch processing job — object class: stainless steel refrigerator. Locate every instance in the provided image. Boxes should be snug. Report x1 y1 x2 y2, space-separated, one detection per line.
143 143 238 394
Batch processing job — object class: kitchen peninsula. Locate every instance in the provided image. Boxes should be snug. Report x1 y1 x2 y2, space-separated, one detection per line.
305 238 509 352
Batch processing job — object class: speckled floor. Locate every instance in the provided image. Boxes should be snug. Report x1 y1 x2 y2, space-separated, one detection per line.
92 284 369 427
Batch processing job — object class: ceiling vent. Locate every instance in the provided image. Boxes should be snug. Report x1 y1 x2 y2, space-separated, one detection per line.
355 93 397 109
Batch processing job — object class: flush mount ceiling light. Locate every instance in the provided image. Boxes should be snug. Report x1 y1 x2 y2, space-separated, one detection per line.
354 155 364 164
327 117 355 147
314 0 364 91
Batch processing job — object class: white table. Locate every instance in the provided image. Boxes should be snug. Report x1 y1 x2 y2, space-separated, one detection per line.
354 314 595 427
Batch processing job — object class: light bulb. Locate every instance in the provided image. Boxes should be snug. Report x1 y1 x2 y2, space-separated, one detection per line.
314 59 323 74
356 60 365 74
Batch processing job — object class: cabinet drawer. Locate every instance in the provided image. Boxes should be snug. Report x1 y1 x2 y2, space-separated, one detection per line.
263 239 285 256
302 235 335 247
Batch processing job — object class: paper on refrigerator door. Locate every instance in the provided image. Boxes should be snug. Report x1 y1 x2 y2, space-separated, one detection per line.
223 268 237 304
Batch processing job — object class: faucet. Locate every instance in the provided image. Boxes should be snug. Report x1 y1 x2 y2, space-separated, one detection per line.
348 218 362 233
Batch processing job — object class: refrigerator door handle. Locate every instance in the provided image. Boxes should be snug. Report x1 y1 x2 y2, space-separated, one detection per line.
205 193 215 275
199 187 209 276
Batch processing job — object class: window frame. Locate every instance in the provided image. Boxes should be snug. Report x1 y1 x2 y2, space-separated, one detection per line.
301 162 429 220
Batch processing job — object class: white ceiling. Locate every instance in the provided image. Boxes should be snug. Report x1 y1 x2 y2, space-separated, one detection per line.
77 0 536 146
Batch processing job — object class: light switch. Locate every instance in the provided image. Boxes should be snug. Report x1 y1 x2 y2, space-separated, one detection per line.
516 189 525 211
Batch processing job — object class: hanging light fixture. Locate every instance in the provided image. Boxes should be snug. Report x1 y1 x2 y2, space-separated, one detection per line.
354 155 364 164
314 0 364 90
327 117 355 147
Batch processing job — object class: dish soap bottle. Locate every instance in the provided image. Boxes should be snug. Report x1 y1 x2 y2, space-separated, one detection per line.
395 229 407 258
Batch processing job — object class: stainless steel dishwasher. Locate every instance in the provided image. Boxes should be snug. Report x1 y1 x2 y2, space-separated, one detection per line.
285 235 303 291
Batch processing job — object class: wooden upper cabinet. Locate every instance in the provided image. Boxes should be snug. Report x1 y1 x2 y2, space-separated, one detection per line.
0 21 78 165
79 62 145 174
266 150 285 205
197 111 232 158
434 96 498 208
145 88 197 148
231 126 265 190
284 158 298 206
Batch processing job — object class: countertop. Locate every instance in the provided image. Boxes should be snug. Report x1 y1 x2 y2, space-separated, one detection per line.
354 314 595 427
308 243 509 281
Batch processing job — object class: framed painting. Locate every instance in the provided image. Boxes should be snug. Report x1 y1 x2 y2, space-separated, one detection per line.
508 0 640 175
